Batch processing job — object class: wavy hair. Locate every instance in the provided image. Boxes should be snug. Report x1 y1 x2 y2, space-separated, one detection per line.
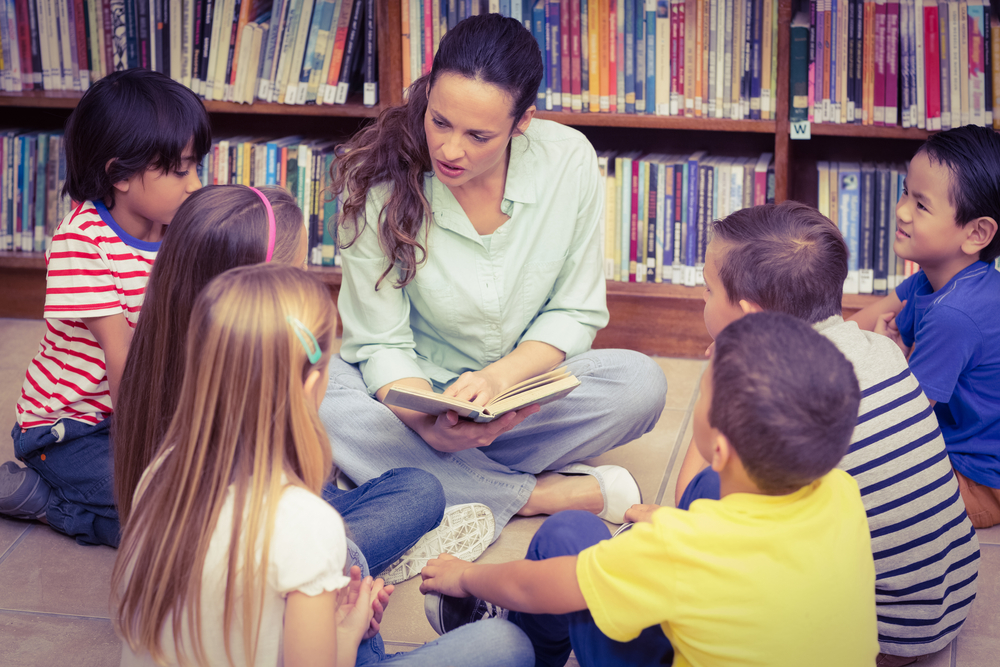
114 185 305 522
112 264 336 667
332 13 543 289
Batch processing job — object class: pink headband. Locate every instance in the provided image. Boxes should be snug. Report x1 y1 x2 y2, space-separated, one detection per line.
249 187 276 263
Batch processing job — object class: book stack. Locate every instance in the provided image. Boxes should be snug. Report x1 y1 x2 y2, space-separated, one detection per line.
790 0 1000 129
402 0 782 120
817 160 917 295
599 151 775 286
0 0 379 107
0 131 71 253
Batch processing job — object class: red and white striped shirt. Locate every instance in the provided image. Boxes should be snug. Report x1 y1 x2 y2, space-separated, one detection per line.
16 201 160 429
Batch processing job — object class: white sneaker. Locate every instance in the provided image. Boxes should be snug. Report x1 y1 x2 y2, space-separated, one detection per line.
375 503 495 585
554 463 642 524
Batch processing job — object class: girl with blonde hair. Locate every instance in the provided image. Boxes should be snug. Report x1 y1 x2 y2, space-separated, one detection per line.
113 264 531 666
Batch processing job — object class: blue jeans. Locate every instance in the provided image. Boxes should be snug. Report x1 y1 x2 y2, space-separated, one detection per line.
322 468 446 574
319 349 667 539
677 467 721 510
11 419 120 546
348 542 534 667
510 511 674 667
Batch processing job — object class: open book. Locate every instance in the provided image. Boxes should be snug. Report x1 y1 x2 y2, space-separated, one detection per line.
382 368 581 423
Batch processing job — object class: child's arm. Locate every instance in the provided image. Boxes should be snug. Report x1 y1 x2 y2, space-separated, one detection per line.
419 553 588 615
83 313 133 406
845 293 905 332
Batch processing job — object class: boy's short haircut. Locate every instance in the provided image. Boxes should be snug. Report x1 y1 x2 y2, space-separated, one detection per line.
711 312 861 495
63 69 211 208
711 202 849 325
919 125 1000 262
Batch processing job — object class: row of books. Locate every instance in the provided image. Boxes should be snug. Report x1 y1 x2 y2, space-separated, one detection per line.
790 0 1000 129
0 0 379 107
403 0 783 120
818 160 916 295
600 151 775 284
0 131 71 253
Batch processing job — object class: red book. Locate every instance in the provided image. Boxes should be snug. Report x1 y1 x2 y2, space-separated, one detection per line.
570 0 582 110
630 160 639 282
874 0 888 125
670 0 680 114
885 0 900 125
561 0 571 111
677 0 686 111
73 0 89 86
923 1 942 130
609 0 617 113
14 0 33 90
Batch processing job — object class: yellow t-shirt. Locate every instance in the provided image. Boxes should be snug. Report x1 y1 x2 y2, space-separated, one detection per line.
576 469 878 667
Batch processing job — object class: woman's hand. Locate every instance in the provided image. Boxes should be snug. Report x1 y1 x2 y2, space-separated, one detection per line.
419 553 475 598
419 405 542 453
443 370 503 407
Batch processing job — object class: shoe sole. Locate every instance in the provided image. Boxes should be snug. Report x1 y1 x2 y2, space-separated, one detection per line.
376 503 495 585
0 462 49 521
424 592 447 635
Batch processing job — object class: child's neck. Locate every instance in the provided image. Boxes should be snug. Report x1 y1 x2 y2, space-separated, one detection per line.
923 254 981 293
717 463 765 498
104 197 165 243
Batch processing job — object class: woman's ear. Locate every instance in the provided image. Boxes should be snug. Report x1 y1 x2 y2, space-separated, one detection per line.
514 106 536 136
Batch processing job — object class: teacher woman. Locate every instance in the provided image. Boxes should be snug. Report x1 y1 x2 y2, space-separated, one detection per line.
320 13 667 541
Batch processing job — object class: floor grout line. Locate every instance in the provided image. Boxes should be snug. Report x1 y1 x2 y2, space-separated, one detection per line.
0 523 33 568
0 608 112 622
653 361 707 507
950 637 957 667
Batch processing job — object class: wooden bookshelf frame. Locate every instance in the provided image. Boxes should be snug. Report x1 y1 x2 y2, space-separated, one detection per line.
0 0 897 358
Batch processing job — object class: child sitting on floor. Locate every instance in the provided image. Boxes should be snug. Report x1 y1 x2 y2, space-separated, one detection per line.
420 311 878 667
850 125 1000 531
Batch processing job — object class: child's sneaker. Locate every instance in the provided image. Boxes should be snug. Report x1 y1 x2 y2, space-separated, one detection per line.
424 591 509 636
0 461 51 522
376 503 495 585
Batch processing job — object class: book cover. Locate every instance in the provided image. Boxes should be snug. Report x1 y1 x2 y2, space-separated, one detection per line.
532 1 547 105
549 0 562 110
362 0 376 106
646 0 657 115
334 0 364 103
984 0 993 126
570 0 582 111
968 0 986 125
837 161 861 293
992 3 999 128
581 0 589 110
655 0 670 113
858 161 876 294
790 10 810 121
707 0 717 116
749 0 762 119
588 0 600 110
636 0 646 113
873 163 892 295
629 157 639 280
560 0 571 111
624 0 635 112
685 150 705 285
636 159 647 281
939 0 952 126
924 0 942 129
959 1 969 124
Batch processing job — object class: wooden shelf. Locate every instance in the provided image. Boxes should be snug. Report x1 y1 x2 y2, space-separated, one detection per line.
809 123 932 140
0 251 46 269
536 111 777 133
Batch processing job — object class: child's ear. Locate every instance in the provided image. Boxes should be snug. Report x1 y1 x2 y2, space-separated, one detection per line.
738 300 763 315
106 159 130 195
708 432 735 473
962 216 998 256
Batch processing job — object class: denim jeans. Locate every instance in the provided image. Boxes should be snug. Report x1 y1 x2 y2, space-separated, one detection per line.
677 467 722 510
510 511 674 667
322 467 446 574
10 419 120 546
319 349 667 539
349 541 534 667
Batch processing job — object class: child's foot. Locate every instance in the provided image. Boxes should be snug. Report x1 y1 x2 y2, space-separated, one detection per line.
376 503 495 585
0 461 51 522
424 591 509 636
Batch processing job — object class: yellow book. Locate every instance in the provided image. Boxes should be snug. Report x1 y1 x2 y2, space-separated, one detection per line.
600 0 611 110
694 0 704 116
589 0 602 111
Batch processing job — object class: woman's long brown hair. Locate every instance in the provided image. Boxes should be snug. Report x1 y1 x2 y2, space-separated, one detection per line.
331 13 543 290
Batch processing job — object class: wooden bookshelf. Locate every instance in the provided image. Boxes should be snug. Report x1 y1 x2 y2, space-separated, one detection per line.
0 0 908 358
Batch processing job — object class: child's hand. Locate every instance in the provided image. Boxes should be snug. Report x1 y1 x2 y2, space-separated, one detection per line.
624 503 661 524
336 566 377 646
874 303 911 357
419 553 474 598
363 579 394 641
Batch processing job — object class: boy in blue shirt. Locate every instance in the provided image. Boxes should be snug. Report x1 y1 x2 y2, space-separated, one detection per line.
851 125 1000 529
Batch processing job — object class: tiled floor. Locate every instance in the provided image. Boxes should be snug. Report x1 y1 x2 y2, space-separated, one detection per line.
0 317 997 666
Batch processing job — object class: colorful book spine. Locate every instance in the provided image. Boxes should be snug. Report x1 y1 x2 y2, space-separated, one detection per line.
837 162 862 294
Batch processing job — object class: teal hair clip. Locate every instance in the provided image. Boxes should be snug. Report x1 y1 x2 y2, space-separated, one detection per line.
286 316 322 364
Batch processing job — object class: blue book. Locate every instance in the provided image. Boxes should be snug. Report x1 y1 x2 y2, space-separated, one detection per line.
750 0 763 119
624 0 635 113
858 162 876 294
646 1 656 116
34 132 48 252
646 160 657 281
837 162 861 294
449 0 458 29
500 0 511 16
532 1 547 107
635 0 645 113
19 135 32 252
547 0 561 111
873 164 892 295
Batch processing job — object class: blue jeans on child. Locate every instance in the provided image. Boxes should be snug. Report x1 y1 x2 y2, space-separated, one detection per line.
677 467 722 510
11 418 119 546
509 511 675 667
320 349 668 540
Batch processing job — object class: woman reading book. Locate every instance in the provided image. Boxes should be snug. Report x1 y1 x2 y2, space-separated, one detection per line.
323 13 667 539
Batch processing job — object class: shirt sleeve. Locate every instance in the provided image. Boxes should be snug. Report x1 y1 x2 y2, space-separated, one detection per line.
337 186 433 395
269 488 351 597
43 211 124 320
519 143 609 357
906 306 980 405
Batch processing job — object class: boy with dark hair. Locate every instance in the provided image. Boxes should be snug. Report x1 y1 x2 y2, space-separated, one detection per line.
851 125 1000 531
0 70 211 546
666 201 978 664
420 312 878 667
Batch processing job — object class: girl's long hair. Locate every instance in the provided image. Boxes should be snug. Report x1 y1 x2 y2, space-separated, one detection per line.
332 13 542 289
114 185 304 523
112 264 336 667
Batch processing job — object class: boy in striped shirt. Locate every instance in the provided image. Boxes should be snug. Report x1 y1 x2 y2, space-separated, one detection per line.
0 70 210 546
659 202 979 664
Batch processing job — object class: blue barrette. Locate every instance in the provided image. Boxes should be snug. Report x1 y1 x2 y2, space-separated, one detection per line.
286 316 322 364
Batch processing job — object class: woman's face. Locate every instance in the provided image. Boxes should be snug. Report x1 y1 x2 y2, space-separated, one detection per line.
424 72 534 190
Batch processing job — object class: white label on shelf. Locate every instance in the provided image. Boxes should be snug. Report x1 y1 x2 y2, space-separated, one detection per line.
790 121 811 140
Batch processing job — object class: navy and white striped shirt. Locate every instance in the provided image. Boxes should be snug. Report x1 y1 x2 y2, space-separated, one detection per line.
819 316 980 657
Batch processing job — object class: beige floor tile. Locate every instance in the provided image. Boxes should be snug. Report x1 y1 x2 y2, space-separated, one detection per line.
955 544 1000 666
660 417 697 509
0 611 121 667
973 524 1000 546
0 517 30 556
655 357 707 410
0 526 117 618
917 643 954 667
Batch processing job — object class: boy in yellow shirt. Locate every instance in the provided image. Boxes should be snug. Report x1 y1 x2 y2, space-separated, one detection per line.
420 312 879 667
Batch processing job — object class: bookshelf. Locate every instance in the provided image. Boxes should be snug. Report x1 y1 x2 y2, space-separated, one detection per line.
0 0 901 359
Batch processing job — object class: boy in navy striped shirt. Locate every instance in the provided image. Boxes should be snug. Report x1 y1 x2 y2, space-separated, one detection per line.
635 201 979 665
